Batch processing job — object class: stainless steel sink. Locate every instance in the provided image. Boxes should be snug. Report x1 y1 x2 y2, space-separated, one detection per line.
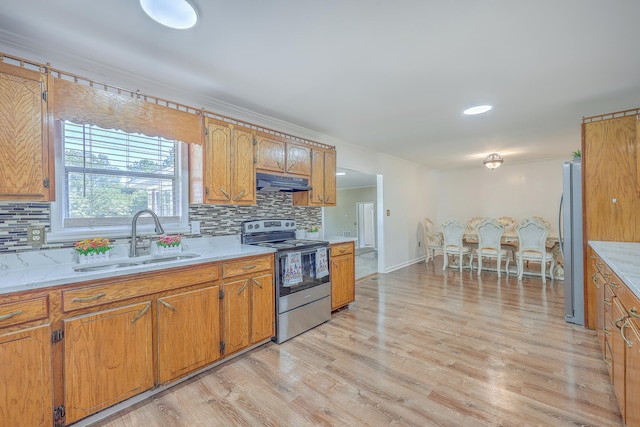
140 253 201 264
73 261 141 272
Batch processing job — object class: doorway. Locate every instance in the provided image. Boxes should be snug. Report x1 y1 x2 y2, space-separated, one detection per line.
357 201 375 249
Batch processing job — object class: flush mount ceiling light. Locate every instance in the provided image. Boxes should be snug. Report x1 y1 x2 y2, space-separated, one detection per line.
483 153 504 170
140 0 198 29
464 105 493 115
336 172 346 176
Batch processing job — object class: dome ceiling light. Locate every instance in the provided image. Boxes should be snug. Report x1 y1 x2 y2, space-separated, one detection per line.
464 105 493 115
483 153 504 170
140 0 198 29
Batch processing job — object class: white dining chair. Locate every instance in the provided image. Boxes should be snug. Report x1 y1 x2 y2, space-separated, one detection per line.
421 218 443 264
515 218 555 284
442 219 472 272
475 218 510 277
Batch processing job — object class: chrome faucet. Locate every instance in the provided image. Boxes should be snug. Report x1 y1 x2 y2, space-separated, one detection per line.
130 209 165 257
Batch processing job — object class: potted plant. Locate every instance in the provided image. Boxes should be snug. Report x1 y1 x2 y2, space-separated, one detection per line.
306 226 321 239
572 150 581 163
156 235 182 255
74 237 113 264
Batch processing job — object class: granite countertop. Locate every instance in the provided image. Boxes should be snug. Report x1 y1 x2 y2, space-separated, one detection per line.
0 236 275 295
589 241 640 299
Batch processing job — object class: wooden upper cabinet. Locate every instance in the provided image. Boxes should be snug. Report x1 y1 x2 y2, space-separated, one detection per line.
0 62 53 201
583 115 639 242
286 142 311 176
255 132 311 177
255 133 286 174
189 118 255 205
293 148 336 206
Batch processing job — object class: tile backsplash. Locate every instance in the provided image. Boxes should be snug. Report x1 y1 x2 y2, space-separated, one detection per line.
0 193 321 253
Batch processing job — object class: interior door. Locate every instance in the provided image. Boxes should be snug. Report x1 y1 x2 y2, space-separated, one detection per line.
357 201 375 248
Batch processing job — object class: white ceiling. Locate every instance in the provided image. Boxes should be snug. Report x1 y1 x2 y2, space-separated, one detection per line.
1 1 639 172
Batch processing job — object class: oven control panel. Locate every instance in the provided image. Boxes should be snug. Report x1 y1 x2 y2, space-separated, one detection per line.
242 219 296 233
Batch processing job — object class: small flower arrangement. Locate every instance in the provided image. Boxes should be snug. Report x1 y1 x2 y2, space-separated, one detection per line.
74 237 112 255
307 226 320 233
74 237 112 264
156 235 182 255
157 235 182 247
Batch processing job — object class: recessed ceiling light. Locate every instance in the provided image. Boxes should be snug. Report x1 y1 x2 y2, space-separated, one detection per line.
463 105 493 115
336 172 346 176
140 0 198 29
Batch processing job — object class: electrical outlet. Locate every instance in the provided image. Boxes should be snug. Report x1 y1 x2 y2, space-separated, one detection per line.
27 226 45 245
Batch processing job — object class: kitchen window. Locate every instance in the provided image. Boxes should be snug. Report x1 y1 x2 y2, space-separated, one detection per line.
48 120 189 241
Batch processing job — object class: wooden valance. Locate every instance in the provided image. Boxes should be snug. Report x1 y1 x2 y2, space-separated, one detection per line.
51 77 202 144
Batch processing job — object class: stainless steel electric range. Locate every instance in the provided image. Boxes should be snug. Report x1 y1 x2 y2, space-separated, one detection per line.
241 219 331 344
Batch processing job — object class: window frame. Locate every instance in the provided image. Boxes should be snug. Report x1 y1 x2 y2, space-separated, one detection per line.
47 121 190 243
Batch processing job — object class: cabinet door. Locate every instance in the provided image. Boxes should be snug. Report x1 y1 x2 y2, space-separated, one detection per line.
255 134 285 173
157 286 221 384
250 273 274 343
612 297 626 420
323 150 337 206
204 122 232 203
625 319 640 426
223 278 250 355
286 142 310 176
331 254 355 311
584 117 637 242
63 301 153 424
0 63 52 201
0 324 52 427
231 126 256 204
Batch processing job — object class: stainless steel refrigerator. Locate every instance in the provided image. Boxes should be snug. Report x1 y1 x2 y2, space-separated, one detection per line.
559 161 584 326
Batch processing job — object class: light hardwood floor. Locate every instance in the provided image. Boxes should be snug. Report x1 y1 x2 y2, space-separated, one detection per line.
90 260 623 427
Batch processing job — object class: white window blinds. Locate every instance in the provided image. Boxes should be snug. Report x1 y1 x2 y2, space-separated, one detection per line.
62 120 181 228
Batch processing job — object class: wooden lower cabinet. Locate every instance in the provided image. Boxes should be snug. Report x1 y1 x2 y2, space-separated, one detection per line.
223 272 274 355
624 319 640 426
330 242 355 311
591 247 640 426
0 324 53 427
63 301 154 425
157 285 221 384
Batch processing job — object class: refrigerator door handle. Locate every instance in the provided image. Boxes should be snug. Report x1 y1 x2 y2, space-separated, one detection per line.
558 193 564 259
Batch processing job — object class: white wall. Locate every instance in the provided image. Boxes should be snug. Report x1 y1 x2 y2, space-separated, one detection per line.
433 159 564 234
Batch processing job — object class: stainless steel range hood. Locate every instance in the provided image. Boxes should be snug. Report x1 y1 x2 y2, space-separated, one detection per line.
256 172 312 192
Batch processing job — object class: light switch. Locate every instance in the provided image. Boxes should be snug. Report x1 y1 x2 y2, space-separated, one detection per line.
386 209 391 216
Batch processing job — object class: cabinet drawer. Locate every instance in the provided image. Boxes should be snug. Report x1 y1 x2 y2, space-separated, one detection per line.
0 295 49 328
62 264 218 312
330 242 353 257
222 256 272 279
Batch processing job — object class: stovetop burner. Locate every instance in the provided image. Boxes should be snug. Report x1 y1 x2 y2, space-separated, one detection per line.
241 219 327 252
256 239 327 250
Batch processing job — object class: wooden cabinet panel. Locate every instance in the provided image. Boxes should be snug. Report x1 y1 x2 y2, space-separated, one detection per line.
583 116 637 242
0 295 48 328
293 148 337 206
205 121 232 203
625 319 640 426
157 286 221 384
255 133 286 173
62 263 217 312
232 126 256 204
0 324 52 427
0 62 52 201
286 142 310 176
222 256 272 279
190 119 256 205
63 301 153 424
612 297 626 419
330 242 355 311
223 278 251 355
250 273 275 343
